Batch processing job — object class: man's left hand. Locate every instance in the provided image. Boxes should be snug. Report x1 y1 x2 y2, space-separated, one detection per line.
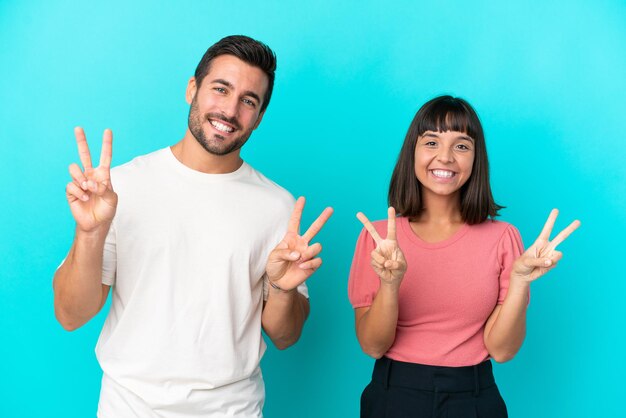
266 197 333 291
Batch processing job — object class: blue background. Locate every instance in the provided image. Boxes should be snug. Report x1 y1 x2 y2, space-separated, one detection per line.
1 0 625 416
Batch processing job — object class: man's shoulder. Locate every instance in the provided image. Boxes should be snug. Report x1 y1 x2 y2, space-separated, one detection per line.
243 163 294 207
111 148 168 176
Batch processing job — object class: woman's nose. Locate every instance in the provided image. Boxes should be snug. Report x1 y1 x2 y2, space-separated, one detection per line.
436 147 454 163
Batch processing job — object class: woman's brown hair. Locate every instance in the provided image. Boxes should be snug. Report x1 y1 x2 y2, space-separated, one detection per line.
388 95 502 224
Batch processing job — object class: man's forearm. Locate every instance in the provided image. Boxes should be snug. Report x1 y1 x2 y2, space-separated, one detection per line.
53 225 110 330
261 289 309 350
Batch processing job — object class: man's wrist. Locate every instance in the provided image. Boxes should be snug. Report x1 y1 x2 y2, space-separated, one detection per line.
269 280 289 293
75 224 111 246
269 280 296 294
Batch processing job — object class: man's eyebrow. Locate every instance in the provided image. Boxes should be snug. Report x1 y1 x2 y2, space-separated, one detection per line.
211 78 233 88
242 90 261 104
210 79 261 104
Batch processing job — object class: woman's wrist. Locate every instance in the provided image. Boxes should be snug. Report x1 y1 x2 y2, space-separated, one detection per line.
379 277 402 292
508 274 531 296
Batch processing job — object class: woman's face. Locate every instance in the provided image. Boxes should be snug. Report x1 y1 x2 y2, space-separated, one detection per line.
414 130 475 200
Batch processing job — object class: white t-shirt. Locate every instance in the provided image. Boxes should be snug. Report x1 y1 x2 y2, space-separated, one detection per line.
95 148 306 415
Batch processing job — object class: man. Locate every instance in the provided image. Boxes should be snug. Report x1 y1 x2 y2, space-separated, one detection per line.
54 35 333 417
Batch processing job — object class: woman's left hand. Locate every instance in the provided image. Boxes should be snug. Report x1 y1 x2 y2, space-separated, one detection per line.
512 209 580 283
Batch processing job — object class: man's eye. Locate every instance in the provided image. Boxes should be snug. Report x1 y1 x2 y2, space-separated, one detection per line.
242 98 256 107
214 87 226 93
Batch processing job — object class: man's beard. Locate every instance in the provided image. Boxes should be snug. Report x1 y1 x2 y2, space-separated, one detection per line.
187 96 254 156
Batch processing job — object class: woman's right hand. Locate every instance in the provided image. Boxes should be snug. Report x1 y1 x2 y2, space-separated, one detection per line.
356 207 407 285
65 127 118 233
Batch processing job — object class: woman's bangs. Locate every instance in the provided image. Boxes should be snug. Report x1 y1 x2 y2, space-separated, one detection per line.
418 103 477 139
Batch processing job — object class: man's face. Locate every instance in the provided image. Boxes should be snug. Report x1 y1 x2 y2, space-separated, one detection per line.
187 55 268 156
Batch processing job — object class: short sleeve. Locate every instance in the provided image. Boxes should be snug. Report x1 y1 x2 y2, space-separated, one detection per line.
496 224 525 304
101 221 117 286
348 226 383 308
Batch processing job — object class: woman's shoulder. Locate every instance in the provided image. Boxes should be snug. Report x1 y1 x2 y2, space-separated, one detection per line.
469 219 520 240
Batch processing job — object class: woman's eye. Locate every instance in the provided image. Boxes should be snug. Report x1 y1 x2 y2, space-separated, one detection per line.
425 141 437 146
456 144 470 150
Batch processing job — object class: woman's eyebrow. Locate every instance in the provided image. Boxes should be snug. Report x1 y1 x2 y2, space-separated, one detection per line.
457 135 474 143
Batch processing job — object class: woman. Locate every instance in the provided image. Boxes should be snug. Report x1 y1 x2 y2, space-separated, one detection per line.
348 96 579 417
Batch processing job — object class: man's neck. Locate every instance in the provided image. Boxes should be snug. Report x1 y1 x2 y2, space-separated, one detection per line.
170 132 243 174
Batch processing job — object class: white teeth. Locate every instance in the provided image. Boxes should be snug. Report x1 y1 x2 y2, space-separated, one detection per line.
210 120 234 133
432 170 455 178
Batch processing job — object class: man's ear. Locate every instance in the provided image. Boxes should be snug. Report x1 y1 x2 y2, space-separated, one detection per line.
185 77 197 105
253 110 266 130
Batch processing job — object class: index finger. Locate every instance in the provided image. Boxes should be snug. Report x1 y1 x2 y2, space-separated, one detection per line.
287 196 305 234
547 219 581 251
99 129 113 169
302 207 334 242
74 126 93 169
387 207 397 241
356 212 383 245
537 208 559 242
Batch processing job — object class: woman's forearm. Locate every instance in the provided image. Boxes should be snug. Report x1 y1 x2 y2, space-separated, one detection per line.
356 282 401 359
483 278 530 362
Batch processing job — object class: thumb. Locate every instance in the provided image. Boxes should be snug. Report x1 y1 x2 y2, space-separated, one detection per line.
269 247 300 262
94 181 118 207
522 255 554 268
101 179 115 192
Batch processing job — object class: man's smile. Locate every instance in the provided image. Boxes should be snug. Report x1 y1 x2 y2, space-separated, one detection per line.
209 119 236 134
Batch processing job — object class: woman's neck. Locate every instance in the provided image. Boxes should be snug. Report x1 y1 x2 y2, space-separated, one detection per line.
414 191 463 225
408 191 465 243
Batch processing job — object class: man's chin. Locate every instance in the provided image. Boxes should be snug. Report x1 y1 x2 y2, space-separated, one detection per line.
201 139 242 156
191 128 249 156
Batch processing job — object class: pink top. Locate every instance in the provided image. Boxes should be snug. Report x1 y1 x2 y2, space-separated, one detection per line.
348 217 524 367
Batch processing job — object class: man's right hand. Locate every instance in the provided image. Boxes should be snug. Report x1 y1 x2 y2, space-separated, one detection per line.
65 127 118 233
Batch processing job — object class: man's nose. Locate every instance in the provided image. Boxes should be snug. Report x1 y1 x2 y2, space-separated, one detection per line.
220 95 240 119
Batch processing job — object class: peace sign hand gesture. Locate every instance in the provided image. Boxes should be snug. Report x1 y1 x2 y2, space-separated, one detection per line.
65 127 118 233
512 209 580 283
266 197 334 291
357 207 407 285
